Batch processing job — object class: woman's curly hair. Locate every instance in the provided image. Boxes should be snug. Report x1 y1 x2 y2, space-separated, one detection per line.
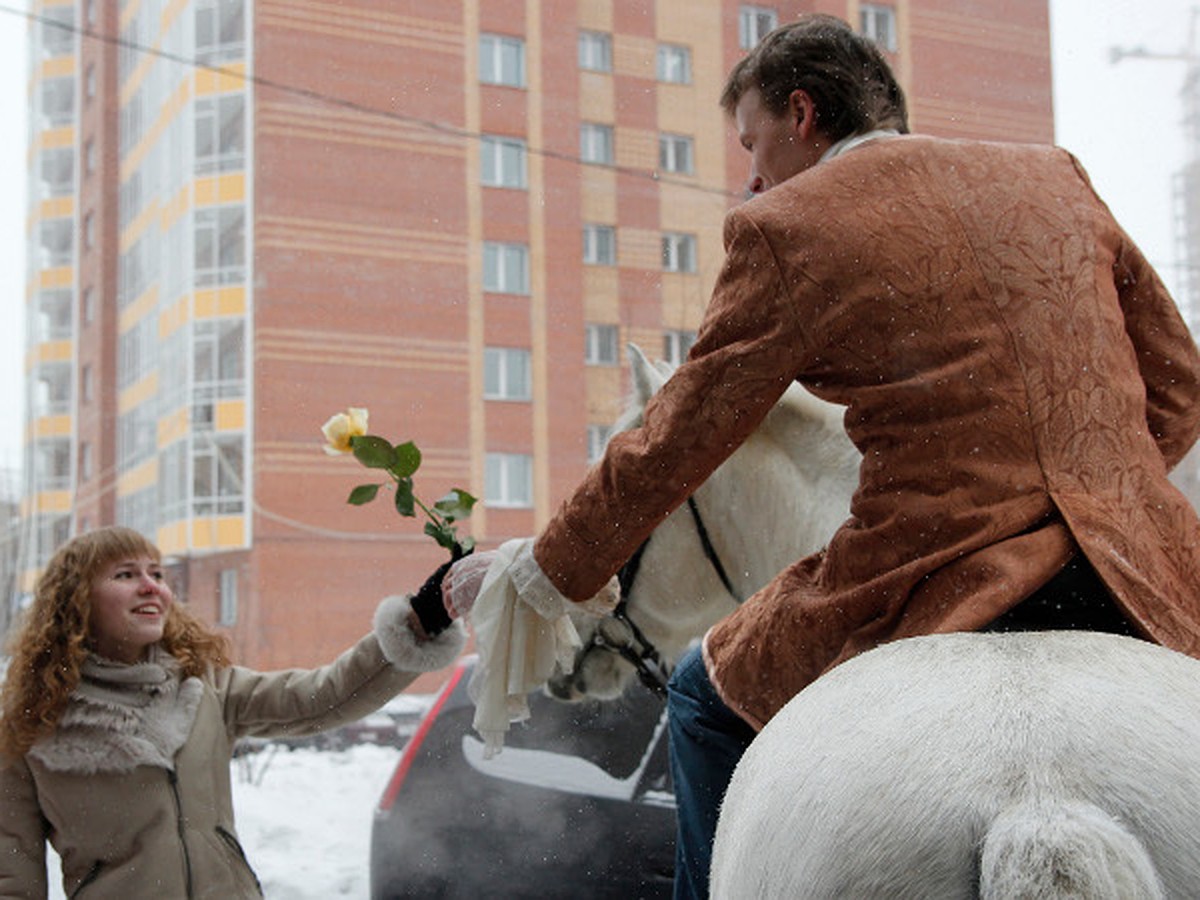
1 526 230 760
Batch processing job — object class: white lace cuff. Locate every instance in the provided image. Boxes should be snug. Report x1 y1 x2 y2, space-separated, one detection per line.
509 542 621 619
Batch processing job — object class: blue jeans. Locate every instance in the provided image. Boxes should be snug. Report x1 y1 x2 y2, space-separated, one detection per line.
667 644 758 900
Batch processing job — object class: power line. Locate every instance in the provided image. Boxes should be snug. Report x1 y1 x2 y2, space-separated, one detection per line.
0 2 739 202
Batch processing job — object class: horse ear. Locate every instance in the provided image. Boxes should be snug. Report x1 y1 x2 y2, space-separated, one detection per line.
627 343 666 405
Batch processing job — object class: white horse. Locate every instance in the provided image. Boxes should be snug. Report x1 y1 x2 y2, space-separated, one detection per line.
545 344 860 701
559 345 1200 897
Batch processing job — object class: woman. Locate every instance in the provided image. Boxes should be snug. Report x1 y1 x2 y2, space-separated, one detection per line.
0 526 465 898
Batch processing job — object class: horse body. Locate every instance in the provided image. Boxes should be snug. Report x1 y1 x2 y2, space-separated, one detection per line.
552 345 1200 896
710 630 1200 899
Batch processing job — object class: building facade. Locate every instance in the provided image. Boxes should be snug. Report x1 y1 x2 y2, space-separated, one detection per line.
18 0 1053 674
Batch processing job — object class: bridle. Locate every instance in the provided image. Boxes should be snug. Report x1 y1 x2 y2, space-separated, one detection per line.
582 495 744 698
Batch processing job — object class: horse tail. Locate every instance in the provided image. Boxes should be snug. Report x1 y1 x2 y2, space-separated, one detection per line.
979 798 1165 900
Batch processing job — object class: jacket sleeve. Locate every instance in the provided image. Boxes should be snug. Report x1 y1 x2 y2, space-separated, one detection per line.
218 593 464 740
0 757 49 899
1068 151 1200 469
1112 233 1200 469
533 207 813 600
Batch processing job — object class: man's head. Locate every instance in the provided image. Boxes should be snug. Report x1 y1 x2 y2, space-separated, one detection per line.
721 14 909 193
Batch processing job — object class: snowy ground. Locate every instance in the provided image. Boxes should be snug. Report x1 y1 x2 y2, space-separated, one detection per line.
46 741 407 899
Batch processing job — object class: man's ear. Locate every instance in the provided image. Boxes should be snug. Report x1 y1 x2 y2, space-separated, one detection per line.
787 89 817 137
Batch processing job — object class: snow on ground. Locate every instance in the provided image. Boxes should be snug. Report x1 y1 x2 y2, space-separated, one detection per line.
47 742 404 899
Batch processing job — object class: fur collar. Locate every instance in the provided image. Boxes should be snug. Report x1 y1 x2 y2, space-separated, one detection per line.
29 646 203 774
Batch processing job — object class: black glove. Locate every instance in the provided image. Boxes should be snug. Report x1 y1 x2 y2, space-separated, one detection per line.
410 543 472 637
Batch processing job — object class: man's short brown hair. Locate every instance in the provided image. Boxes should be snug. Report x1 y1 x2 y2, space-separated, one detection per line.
720 14 909 140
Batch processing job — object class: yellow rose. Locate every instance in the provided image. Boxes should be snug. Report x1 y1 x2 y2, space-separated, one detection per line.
321 407 369 455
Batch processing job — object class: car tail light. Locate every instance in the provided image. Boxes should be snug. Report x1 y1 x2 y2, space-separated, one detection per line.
376 660 469 813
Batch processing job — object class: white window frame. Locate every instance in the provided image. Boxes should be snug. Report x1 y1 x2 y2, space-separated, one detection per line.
195 93 245 175
484 347 532 401
482 242 530 294
481 135 528 188
860 4 898 52
586 425 612 464
662 232 697 273
656 43 692 84
663 329 697 366
480 33 526 87
194 205 246 287
578 30 613 72
739 5 778 49
580 123 614 165
485 453 533 508
196 0 245 64
659 133 695 175
584 323 619 366
583 224 616 266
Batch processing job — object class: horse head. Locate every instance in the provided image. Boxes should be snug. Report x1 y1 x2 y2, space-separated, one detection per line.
545 344 861 701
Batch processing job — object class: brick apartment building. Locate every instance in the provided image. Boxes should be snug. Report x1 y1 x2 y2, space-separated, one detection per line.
18 0 1052 681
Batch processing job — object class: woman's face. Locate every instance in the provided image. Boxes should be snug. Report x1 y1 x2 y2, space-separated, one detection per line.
88 555 174 664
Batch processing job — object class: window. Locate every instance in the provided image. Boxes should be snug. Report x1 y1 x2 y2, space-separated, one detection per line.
196 0 245 64
85 139 96 176
483 242 530 294
194 206 246 286
739 5 778 48
195 94 245 174
41 6 73 58
83 212 95 251
583 224 616 266
586 425 611 464
663 329 697 366
39 147 74 197
40 219 73 268
481 135 527 188
79 441 93 481
860 4 898 52
193 434 245 515
580 123 614 165
86 0 96 25
80 364 93 403
657 44 691 84
41 77 74 127
659 133 694 175
85 64 96 100
480 33 526 87
36 440 71 490
662 232 697 273
585 323 619 366
117 403 156 468
484 347 532 401
219 569 238 625
194 319 245 389
37 289 72 340
485 453 533 508
82 286 95 324
578 31 612 72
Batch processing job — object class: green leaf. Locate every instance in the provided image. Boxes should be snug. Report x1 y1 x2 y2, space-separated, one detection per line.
424 520 456 550
433 488 478 522
394 477 416 517
347 483 382 505
351 435 397 470
391 441 422 478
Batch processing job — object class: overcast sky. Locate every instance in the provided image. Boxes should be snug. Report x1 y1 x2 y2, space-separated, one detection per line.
0 0 1196 477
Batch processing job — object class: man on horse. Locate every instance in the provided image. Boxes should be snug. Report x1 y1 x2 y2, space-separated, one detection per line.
443 13 1200 899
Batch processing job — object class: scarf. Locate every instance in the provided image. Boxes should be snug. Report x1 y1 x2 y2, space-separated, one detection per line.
28 645 203 774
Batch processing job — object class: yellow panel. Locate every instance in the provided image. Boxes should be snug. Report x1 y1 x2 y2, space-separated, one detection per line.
157 407 188 446
156 520 188 556
194 289 218 318
32 339 73 364
118 372 159 415
194 177 217 206
159 295 189 339
195 63 248 96
161 183 190 231
41 56 75 79
30 415 71 439
118 284 159 334
618 227 660 270
217 173 246 204
120 197 162 253
216 516 246 548
161 0 189 31
39 268 73 289
28 490 72 514
40 196 74 220
41 127 74 149
216 286 247 316
117 458 158 495
215 400 245 432
192 518 215 551
577 0 613 30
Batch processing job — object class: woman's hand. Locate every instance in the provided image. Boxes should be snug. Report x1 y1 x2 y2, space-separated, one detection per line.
442 550 497 620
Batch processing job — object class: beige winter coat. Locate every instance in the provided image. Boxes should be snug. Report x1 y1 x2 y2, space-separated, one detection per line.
532 136 1200 729
0 595 464 899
